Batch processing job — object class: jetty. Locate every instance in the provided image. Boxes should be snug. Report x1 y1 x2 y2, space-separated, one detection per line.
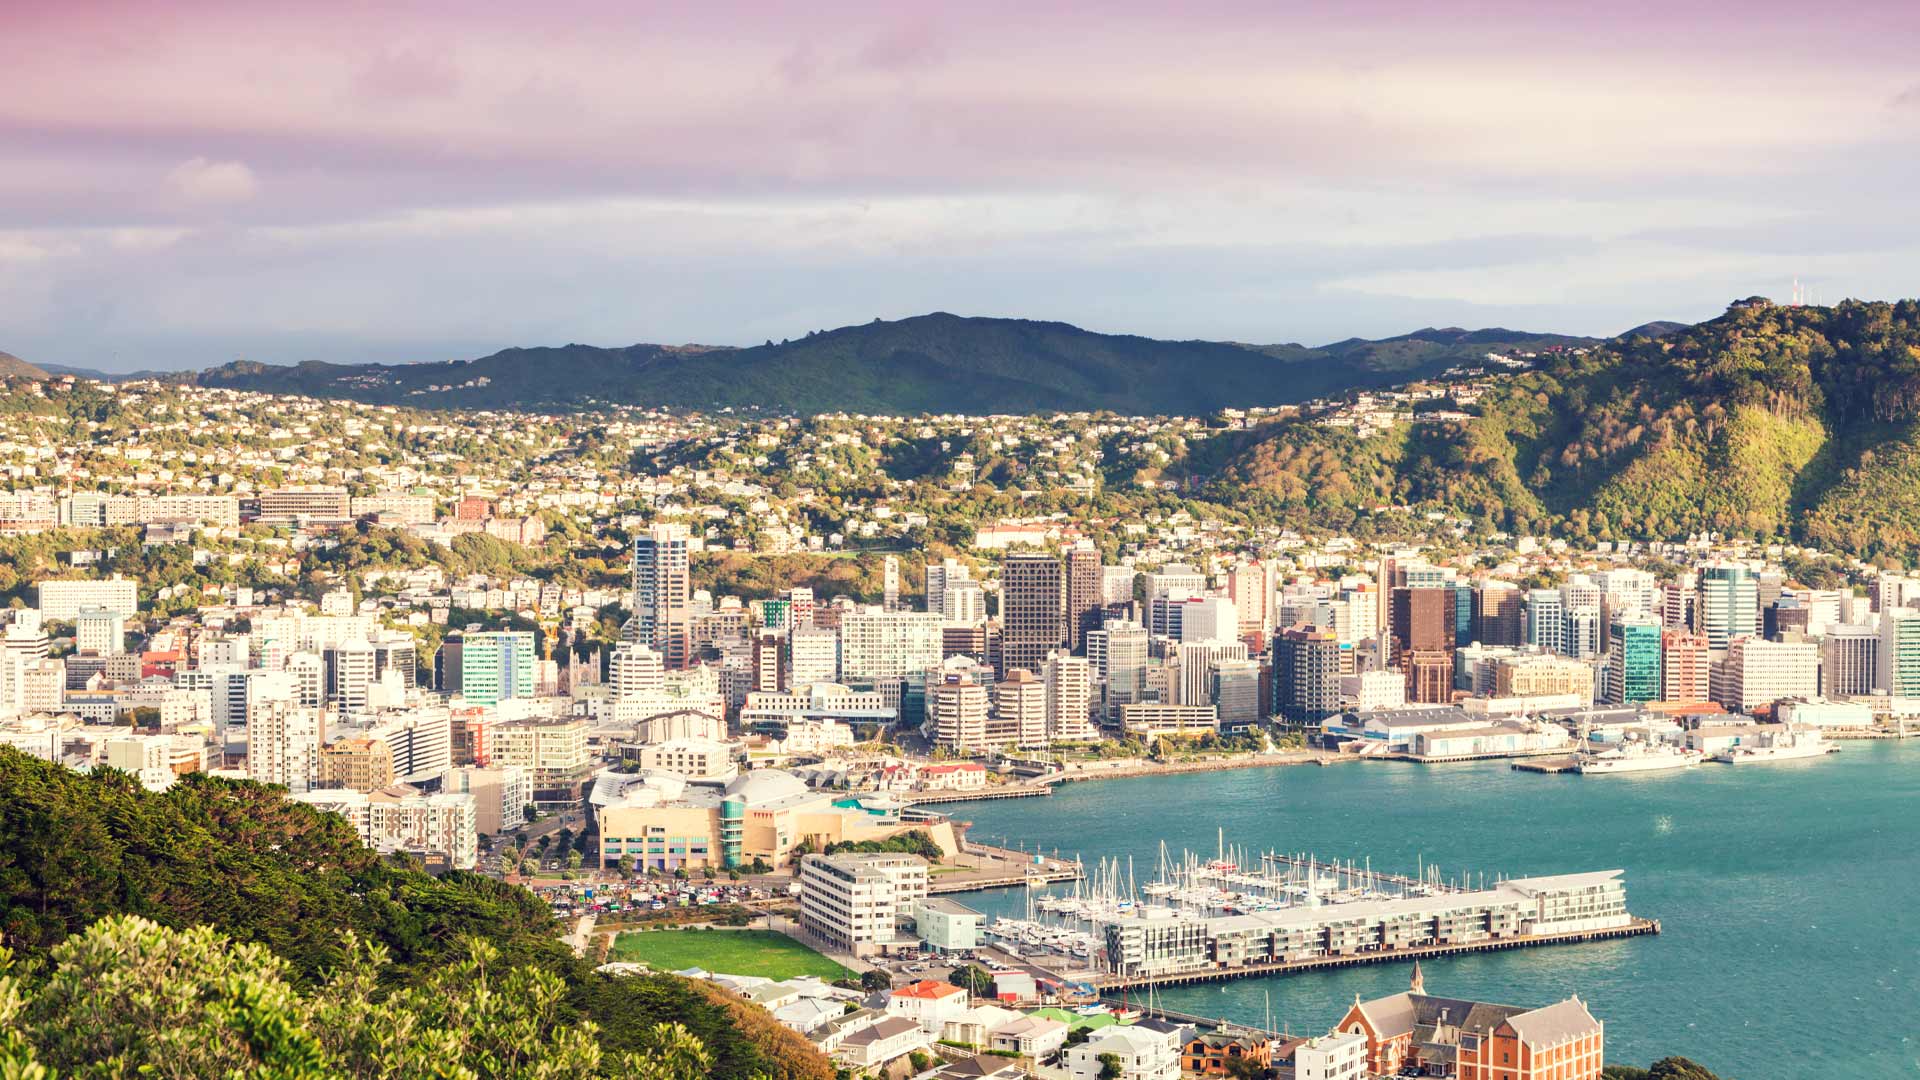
1093 918 1660 990
1512 756 1580 774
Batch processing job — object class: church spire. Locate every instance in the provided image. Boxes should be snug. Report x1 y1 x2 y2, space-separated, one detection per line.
1409 961 1425 996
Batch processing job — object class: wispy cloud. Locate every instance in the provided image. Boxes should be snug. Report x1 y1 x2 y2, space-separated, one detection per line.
0 0 1915 371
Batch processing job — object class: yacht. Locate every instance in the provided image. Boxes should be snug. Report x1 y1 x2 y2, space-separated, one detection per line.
1576 742 1700 775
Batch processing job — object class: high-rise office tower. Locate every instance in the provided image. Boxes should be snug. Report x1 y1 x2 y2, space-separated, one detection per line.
1699 563 1758 651
786 626 839 687
1228 562 1269 640
1178 597 1239 644
1275 625 1344 724
925 558 968 616
1823 623 1879 696
1660 630 1710 703
460 631 536 706
1525 589 1567 654
1210 658 1263 730
631 523 692 669
1564 607 1603 660
1043 651 1096 743
609 641 666 700
1390 587 1456 703
1661 575 1697 631
371 636 416 689
1000 553 1066 678
1880 609 1920 698
1174 639 1248 708
1087 619 1149 722
1607 617 1663 704
883 555 901 612
942 581 987 624
786 587 815 629
1470 582 1524 647
989 668 1048 748
323 637 377 718
1064 543 1103 655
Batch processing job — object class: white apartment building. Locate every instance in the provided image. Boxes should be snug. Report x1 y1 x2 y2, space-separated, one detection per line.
1343 669 1407 712
246 698 321 793
798 852 929 956
928 678 991 752
1710 636 1820 712
786 627 840 686
73 607 125 655
1294 1031 1367 1080
36 576 139 620
837 609 943 682
292 786 478 870
609 642 666 700
1043 652 1098 743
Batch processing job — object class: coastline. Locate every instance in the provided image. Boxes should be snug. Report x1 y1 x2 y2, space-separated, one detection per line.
1047 750 1353 785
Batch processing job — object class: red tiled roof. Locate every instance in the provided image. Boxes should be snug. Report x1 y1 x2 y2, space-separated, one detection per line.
893 979 966 1000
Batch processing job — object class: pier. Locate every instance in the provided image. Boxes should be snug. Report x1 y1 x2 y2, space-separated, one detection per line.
901 785 1051 805
1512 756 1580 774
1092 918 1660 990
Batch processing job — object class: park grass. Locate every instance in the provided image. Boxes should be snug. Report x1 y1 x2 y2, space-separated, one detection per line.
609 928 855 981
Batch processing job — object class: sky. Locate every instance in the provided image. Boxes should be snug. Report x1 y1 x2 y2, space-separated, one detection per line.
3 0 1918 373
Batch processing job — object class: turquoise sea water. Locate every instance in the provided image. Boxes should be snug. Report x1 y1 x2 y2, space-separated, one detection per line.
950 742 1920 1079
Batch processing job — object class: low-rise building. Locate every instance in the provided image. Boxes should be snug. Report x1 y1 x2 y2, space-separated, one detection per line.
1064 1025 1180 1080
884 978 968 1036
910 897 982 953
1292 1030 1367 1080
799 852 929 957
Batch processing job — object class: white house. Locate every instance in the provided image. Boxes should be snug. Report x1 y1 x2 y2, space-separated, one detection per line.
1064 1025 1181 1080
885 978 970 1035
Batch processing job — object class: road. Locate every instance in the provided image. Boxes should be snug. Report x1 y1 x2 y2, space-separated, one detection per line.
565 913 596 957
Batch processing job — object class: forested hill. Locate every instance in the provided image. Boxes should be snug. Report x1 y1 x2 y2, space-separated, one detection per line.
190 313 1597 413
1208 297 1920 558
0 350 48 380
0 749 834 1080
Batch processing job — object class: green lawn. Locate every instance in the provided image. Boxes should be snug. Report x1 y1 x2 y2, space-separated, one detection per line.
608 929 854 981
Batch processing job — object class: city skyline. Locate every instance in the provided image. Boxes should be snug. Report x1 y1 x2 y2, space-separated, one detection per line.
4 0 1918 371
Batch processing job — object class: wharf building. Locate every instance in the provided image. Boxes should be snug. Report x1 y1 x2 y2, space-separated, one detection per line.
1103 870 1632 980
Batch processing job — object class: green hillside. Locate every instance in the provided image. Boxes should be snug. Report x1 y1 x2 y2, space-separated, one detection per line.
0 749 834 1080
191 313 1594 414
1209 298 1920 558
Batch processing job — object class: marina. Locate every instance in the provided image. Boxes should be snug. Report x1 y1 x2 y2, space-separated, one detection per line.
971 831 1645 989
947 740 1920 1079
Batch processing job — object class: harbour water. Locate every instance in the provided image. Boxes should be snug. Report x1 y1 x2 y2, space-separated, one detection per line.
953 741 1920 1079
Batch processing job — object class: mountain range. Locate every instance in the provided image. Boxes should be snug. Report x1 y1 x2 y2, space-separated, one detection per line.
17 314 1605 414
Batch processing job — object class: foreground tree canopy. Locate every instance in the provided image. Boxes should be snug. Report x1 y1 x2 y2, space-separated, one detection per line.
0 750 832 1080
0 915 725 1079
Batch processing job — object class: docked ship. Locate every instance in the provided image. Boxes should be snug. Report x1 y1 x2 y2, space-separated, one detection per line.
1711 727 1836 764
1575 742 1700 775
